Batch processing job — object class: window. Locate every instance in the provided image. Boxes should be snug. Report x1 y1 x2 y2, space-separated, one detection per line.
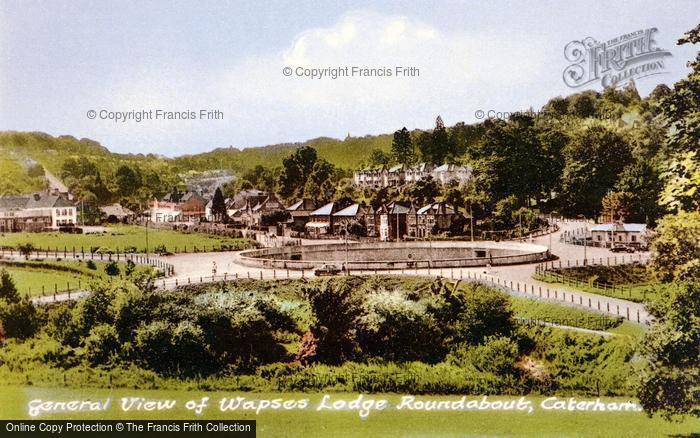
631 235 636 242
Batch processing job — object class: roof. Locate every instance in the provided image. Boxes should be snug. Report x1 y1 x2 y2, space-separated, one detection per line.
310 202 335 216
333 203 361 217
388 164 404 173
590 223 647 233
417 202 457 215
287 198 317 212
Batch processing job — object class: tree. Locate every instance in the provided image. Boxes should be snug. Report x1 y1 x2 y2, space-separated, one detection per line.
303 159 336 203
658 23 700 154
0 270 19 303
115 165 141 197
405 176 440 205
638 282 700 419
391 127 414 165
649 211 700 282
0 295 39 339
659 151 700 213
279 146 318 199
601 191 635 222
615 162 665 225
560 125 632 216
367 149 391 167
211 187 228 222
105 261 120 276
568 91 598 117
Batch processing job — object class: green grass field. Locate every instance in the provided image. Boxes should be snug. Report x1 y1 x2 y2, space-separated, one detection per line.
0 387 697 437
0 225 255 254
533 272 656 303
0 260 134 296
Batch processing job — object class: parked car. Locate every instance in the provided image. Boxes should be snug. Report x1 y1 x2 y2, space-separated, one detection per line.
610 244 631 253
314 264 341 276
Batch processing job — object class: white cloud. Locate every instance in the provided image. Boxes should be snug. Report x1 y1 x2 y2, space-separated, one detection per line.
96 10 551 153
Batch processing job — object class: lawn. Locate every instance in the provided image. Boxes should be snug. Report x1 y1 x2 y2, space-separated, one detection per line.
0 387 697 437
0 260 140 296
533 272 657 303
509 296 628 332
0 224 255 254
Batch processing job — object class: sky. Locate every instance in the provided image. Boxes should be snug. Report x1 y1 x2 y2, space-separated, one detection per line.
0 0 698 156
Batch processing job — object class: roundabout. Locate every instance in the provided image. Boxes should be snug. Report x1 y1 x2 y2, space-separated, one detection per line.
238 240 550 271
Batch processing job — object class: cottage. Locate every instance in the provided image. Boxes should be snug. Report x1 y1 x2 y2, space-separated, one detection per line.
99 203 135 223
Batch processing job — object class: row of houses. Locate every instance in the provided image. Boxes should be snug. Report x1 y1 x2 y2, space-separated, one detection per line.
353 163 472 189
293 199 462 241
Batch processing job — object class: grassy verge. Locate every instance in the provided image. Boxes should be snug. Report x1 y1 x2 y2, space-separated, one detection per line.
0 386 697 437
0 224 256 254
509 296 625 332
0 260 146 296
533 272 656 303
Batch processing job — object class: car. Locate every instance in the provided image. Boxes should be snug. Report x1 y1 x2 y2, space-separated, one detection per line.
314 264 342 276
610 244 629 253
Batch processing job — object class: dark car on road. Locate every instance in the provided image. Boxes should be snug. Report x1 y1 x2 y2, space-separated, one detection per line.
314 264 341 276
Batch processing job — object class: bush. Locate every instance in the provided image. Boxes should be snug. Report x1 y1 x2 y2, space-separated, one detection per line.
448 336 520 376
0 269 20 302
0 296 40 339
104 261 120 276
134 320 211 377
85 260 97 270
357 291 445 363
453 285 514 345
84 324 120 365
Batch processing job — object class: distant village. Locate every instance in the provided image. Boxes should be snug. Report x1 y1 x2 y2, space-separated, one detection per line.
0 161 647 246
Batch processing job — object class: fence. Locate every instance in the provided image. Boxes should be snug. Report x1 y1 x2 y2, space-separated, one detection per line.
0 246 174 276
534 254 652 302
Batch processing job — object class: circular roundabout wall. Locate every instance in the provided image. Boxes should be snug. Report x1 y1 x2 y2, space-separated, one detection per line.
238 241 550 271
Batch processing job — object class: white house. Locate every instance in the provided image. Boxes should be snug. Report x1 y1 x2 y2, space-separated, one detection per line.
590 223 648 247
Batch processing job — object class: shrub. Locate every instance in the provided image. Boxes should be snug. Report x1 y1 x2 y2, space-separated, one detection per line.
0 296 40 339
104 261 120 276
85 260 97 270
84 324 120 365
448 336 521 377
303 279 363 364
452 285 515 345
134 320 211 377
357 291 445 363
0 269 19 303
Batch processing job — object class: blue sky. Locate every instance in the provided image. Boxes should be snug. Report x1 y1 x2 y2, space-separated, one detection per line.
1 0 697 156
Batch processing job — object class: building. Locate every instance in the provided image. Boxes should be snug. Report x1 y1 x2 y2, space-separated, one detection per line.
285 199 318 230
332 203 366 234
407 202 460 237
248 195 284 226
99 204 135 223
353 163 471 188
150 190 207 223
590 223 648 248
305 202 336 236
0 192 76 232
431 164 472 185
376 202 410 241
